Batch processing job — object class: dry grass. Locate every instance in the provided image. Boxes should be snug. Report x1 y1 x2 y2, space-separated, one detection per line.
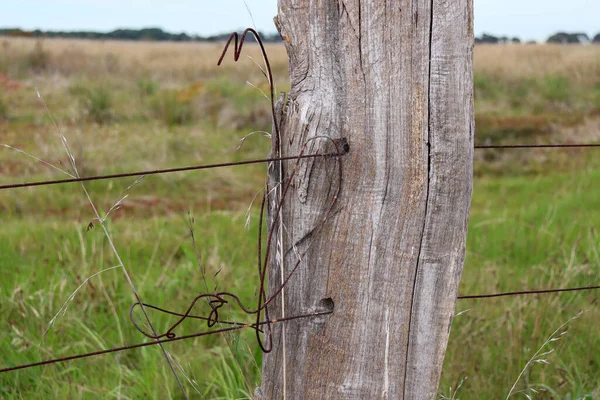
1 37 600 398
4 37 599 83
475 44 600 84
1 37 289 83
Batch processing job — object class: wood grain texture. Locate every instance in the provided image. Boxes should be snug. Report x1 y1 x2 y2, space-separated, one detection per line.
258 1 473 398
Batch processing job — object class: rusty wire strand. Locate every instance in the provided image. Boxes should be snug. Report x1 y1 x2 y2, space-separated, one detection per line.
0 311 332 375
126 30 345 353
4 283 599 376
4 143 600 191
129 135 345 352
474 143 600 149
0 153 332 191
458 285 600 299
3 28 600 379
217 28 279 144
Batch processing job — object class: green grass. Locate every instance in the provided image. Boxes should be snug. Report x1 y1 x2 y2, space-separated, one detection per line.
440 168 600 398
474 72 598 116
3 158 599 399
0 42 599 399
0 212 263 399
0 74 271 399
0 96 7 122
69 82 114 124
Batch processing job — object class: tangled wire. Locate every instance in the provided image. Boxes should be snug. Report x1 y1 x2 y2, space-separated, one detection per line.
129 28 346 353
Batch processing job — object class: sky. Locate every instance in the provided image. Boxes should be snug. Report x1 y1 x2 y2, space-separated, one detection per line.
2 0 598 42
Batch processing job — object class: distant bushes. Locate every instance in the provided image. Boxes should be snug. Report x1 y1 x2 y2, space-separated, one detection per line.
145 79 271 130
137 78 159 97
8 26 598 45
474 71 598 116
473 68 600 148
547 32 592 44
4 38 50 74
61 77 273 130
70 83 114 124
475 115 555 146
475 33 522 44
4 38 49 72
27 40 49 71
0 27 283 43
149 89 195 126
0 95 7 122
476 31 600 45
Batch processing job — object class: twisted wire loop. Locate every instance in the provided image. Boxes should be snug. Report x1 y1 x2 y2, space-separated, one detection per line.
217 28 280 141
129 30 346 353
129 136 345 351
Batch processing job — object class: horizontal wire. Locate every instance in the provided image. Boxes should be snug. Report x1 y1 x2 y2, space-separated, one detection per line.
3 143 600 191
3 285 599 374
458 285 600 299
474 143 600 149
0 153 332 191
2 142 599 373
0 311 331 375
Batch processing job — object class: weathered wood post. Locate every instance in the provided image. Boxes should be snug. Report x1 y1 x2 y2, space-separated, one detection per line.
259 1 473 398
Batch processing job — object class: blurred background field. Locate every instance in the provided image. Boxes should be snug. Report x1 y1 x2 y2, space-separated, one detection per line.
1 37 600 399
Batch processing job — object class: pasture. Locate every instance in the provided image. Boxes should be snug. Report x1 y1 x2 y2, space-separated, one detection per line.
1 37 599 398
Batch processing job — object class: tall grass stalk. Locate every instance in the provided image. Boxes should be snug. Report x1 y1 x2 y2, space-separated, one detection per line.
30 88 190 399
439 376 467 400
0 95 7 121
186 214 256 396
506 310 585 399
43 265 120 336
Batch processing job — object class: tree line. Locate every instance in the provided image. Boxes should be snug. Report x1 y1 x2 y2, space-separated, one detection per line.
1 27 598 44
476 32 600 44
0 27 282 43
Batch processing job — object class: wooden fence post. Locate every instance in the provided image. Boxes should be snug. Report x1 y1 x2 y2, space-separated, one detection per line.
259 0 474 398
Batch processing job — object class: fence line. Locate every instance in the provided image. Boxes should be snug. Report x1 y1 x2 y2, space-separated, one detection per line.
2 283 598 375
0 153 332 191
0 311 332 375
474 143 600 149
3 140 599 380
2 27 599 395
457 285 600 299
3 142 599 191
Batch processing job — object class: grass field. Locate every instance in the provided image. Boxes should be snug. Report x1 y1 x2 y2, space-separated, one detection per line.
1 37 600 399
